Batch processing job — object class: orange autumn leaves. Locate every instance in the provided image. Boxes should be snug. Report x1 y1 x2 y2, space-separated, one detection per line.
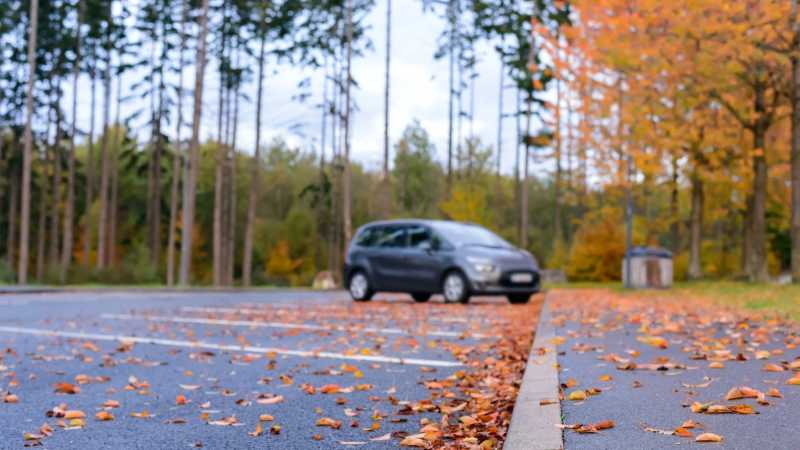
550 289 800 446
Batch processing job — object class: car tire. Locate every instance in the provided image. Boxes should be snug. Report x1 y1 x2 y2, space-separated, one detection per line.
348 271 374 302
412 293 431 303
442 271 470 304
507 293 531 304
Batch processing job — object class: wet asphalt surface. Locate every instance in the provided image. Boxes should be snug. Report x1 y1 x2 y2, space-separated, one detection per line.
0 289 518 449
551 290 800 450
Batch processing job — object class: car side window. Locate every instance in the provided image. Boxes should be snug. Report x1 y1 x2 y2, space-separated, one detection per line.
375 225 406 248
355 227 378 247
407 226 432 249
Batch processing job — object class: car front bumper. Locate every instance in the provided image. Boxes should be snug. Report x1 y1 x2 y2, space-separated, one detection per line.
465 270 541 295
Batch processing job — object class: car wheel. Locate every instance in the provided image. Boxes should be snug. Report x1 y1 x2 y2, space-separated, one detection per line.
348 271 374 302
507 293 531 304
412 293 431 303
442 271 470 304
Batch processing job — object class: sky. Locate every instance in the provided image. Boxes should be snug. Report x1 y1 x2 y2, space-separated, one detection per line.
69 0 545 176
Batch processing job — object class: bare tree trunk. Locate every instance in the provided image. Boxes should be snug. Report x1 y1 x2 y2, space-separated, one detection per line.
381 0 392 218
178 0 211 285
688 172 704 280
83 49 97 267
18 0 39 284
243 28 266 287
342 0 354 252
49 91 63 270
749 85 769 282
36 170 47 282
742 199 753 276
108 73 122 267
670 155 679 255
553 36 563 244
60 1 82 283
96 20 113 271
167 0 188 286
496 53 504 179
514 88 521 240
7 170 18 268
446 0 455 195
791 0 800 283
521 91 531 248
212 22 227 288
226 54 240 286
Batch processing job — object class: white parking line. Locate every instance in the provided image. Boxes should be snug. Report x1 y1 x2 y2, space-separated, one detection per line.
100 313 493 339
0 325 463 367
180 305 500 328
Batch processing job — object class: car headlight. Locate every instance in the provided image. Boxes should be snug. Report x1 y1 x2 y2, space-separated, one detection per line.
466 256 497 274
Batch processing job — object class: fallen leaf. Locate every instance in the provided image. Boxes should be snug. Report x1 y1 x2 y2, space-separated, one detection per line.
567 390 587 401
637 335 668 349
763 363 785 372
54 383 80 395
256 395 284 405
399 436 428 447
696 433 723 443
316 417 342 429
95 411 114 421
64 410 86 420
725 386 760 401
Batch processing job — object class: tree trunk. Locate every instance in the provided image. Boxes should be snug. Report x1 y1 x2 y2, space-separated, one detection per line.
496 53 504 179
742 199 753 276
7 169 18 268
342 0 354 253
381 0 392 218
670 155 679 255
18 0 39 284
83 49 97 267
521 91 531 248
96 22 113 271
243 28 266 287
108 73 122 267
167 0 188 287
749 84 770 282
60 1 82 283
446 0 455 195
212 21 227 288
226 54 240 286
178 0 211 285
49 93 63 270
554 42 563 244
792 0 800 282
688 172 704 280
36 171 47 282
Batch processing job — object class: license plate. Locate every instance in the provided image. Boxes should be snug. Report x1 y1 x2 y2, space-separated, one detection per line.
510 273 533 283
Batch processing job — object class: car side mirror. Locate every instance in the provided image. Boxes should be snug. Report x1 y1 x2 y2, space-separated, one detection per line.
418 241 432 252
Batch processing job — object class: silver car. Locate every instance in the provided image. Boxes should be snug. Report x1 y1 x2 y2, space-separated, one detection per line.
343 220 540 304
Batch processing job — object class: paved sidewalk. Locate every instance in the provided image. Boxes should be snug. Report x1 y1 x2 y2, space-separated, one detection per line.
548 289 800 449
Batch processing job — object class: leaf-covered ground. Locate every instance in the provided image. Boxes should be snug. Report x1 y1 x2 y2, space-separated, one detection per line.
551 288 800 449
0 290 542 449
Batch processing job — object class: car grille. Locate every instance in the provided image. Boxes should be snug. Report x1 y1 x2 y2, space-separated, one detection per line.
499 270 540 287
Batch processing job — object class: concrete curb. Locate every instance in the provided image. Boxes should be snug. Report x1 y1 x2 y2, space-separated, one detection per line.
504 294 563 450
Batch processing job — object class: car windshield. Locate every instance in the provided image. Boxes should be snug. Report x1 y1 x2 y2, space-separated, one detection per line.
433 222 511 248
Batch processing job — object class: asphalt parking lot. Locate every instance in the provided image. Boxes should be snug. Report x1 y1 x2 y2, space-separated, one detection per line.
0 289 541 449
